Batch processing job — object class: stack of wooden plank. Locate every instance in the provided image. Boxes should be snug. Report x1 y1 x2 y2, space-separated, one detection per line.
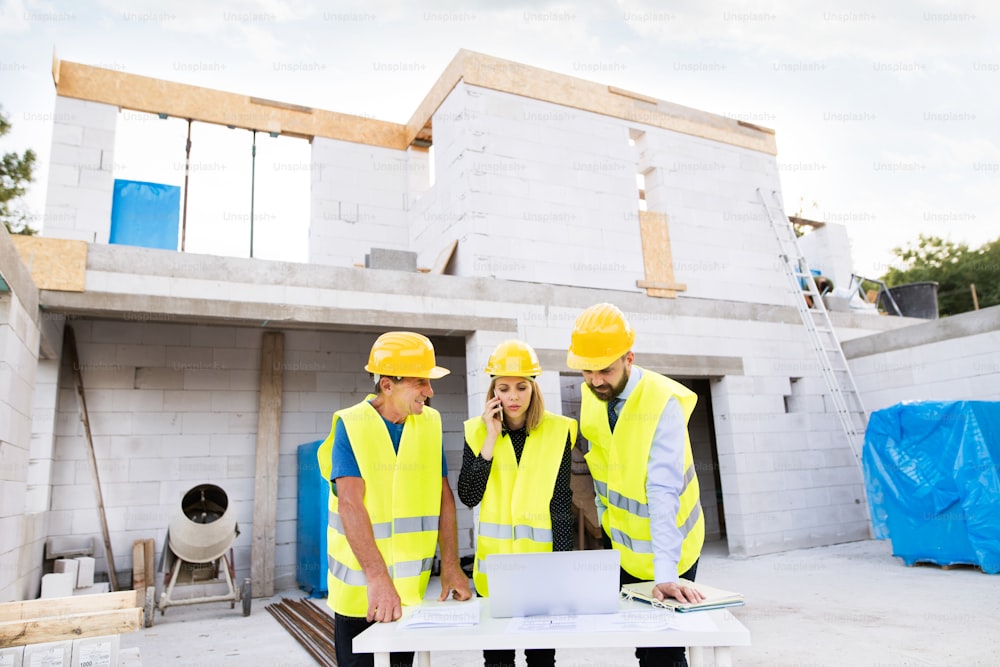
0 591 141 664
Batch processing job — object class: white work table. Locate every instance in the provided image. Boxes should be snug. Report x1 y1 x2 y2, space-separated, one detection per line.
354 596 750 667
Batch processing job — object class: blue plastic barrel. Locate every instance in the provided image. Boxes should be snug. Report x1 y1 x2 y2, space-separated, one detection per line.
296 440 328 597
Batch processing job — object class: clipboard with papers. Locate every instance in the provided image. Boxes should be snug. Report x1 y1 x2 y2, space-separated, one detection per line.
620 579 745 613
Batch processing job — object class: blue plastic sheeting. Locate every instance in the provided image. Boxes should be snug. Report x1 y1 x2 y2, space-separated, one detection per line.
110 179 180 250
863 401 1000 573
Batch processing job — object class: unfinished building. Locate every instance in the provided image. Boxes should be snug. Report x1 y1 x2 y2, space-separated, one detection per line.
2 49 998 603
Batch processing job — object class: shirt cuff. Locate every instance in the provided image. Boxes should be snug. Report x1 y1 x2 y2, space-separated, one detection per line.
653 557 680 585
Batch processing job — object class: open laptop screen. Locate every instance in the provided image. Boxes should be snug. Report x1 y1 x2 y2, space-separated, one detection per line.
484 550 621 618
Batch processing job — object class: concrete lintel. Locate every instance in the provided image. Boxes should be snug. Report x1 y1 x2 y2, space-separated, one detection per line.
537 347 743 378
841 304 1000 359
63 244 921 334
38 292 517 335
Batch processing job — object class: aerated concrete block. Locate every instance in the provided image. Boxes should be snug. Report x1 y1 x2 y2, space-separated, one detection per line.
71 635 118 667
365 248 417 272
40 572 75 598
53 558 79 587
0 645 24 667
22 641 71 667
75 556 95 588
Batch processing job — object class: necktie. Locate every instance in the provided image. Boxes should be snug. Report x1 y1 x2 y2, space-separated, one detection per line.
607 398 620 433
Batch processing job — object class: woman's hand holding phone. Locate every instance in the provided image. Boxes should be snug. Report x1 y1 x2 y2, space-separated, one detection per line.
480 392 503 461
484 393 503 436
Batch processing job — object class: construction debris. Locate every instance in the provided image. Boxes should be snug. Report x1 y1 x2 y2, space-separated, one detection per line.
265 597 338 666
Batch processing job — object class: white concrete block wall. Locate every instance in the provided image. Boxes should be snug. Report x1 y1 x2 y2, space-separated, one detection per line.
42 97 118 243
850 329 1000 413
638 128 793 306
309 138 412 267
710 369 869 557
410 86 478 272
27 358 61 516
439 85 645 290
414 83 795 300
409 180 468 272
0 291 42 601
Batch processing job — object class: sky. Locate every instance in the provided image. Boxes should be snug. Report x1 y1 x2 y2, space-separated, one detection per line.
1 0 997 278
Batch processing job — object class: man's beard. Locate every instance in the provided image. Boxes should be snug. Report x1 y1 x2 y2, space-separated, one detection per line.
587 369 629 402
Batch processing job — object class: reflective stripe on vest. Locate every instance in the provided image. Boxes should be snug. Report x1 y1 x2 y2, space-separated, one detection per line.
322 397 443 617
329 555 368 586
327 554 435 586
478 520 554 543
464 412 576 596
328 513 439 539
581 368 704 579
328 513 393 540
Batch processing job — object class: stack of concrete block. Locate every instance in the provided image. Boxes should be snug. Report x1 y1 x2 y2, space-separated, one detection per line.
42 96 119 244
4 632 120 667
40 556 105 598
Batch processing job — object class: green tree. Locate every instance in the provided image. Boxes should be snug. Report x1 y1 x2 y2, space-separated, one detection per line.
881 234 1000 316
1 106 38 235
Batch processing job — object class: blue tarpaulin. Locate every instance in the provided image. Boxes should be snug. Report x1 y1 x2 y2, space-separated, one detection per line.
863 401 1000 573
110 179 180 250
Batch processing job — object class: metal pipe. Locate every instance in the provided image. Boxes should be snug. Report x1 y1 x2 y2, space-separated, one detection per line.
250 129 257 258
181 119 192 251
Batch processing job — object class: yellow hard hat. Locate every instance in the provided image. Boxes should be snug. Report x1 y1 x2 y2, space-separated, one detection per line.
485 340 543 378
565 303 635 370
365 331 450 379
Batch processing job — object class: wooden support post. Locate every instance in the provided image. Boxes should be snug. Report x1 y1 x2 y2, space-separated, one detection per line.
971 283 980 310
144 538 155 591
251 332 284 598
131 540 146 606
64 325 118 592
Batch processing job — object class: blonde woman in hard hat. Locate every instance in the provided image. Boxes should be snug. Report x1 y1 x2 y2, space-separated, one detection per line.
567 303 704 667
458 340 577 667
318 331 472 667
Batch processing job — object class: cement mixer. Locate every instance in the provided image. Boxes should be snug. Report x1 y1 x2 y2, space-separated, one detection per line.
152 484 250 624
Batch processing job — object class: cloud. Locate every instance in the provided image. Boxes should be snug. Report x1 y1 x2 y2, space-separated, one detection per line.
613 0 999 62
0 0 32 34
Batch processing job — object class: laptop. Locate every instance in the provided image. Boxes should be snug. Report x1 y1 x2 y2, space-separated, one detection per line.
485 550 621 618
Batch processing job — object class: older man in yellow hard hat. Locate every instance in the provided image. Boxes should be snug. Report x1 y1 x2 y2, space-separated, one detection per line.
567 304 705 667
318 331 471 667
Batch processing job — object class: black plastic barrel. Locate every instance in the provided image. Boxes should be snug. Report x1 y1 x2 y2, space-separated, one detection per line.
883 282 940 319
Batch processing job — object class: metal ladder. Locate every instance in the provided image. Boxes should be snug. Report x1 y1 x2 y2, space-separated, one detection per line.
756 188 868 471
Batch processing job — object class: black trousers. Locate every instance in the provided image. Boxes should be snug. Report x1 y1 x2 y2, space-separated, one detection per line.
334 612 415 667
604 534 699 667
483 647 555 667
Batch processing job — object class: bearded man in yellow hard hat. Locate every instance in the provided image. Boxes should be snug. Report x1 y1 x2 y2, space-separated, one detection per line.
567 304 705 667
318 331 471 667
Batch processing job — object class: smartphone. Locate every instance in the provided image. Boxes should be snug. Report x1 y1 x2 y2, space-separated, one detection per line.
493 390 505 428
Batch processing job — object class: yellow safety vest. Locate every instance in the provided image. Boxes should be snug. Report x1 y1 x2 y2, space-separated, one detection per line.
463 412 577 596
581 368 704 579
318 396 443 617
